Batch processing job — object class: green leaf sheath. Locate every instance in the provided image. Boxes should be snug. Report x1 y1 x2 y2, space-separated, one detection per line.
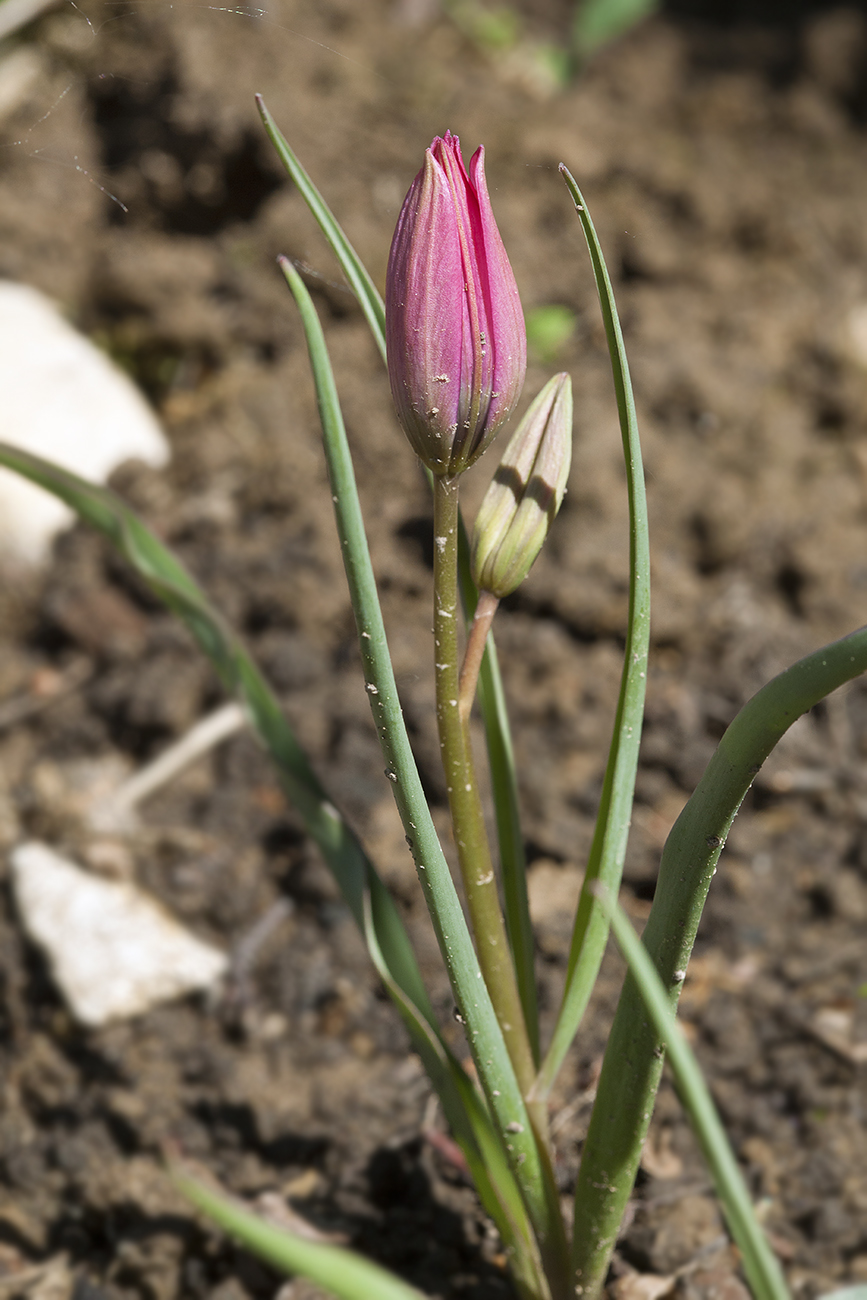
172 1167 429 1300
598 895 789 1300
535 169 651 1101
572 625 867 1298
277 263 567 1291
257 101 535 1064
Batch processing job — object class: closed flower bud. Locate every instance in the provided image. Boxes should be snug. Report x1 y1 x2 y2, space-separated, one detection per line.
386 131 526 477
471 372 572 597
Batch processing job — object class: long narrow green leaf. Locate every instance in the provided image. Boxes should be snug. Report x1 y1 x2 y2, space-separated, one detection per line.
257 105 535 1049
0 435 547 1292
0 442 436 1013
572 625 867 1298
360 888 547 1299
595 889 789 1300
278 260 559 1292
535 168 651 1099
172 1165 429 1300
479 648 539 1054
256 96 387 363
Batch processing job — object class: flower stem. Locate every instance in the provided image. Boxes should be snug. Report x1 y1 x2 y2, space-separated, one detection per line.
457 524 541 1066
459 588 500 728
434 473 571 1297
433 474 534 1093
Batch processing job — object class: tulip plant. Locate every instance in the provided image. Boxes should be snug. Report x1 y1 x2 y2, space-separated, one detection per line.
2 106 867 1300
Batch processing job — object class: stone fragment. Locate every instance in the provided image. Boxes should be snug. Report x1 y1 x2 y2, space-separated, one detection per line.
10 841 226 1026
0 282 169 564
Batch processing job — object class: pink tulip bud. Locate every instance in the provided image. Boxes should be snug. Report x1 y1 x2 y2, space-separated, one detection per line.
386 132 526 477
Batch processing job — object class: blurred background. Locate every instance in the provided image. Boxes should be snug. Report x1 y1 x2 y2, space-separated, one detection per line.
2 2 867 1297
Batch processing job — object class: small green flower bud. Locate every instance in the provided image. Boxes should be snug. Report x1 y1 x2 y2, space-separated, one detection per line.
471 372 572 598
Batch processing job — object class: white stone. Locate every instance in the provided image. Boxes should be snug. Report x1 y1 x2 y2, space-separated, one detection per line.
0 46 43 119
10 841 227 1026
0 282 170 563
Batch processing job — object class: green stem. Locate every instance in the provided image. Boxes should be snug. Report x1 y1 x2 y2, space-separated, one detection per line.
433 474 535 1094
457 519 541 1065
435 475 572 1299
571 624 867 1298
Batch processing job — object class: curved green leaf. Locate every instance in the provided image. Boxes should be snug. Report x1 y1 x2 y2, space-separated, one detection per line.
596 888 789 1300
0 437 548 1292
573 624 867 1298
535 168 650 1100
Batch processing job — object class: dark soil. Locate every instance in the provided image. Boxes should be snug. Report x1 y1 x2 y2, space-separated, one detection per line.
1 2 867 1298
